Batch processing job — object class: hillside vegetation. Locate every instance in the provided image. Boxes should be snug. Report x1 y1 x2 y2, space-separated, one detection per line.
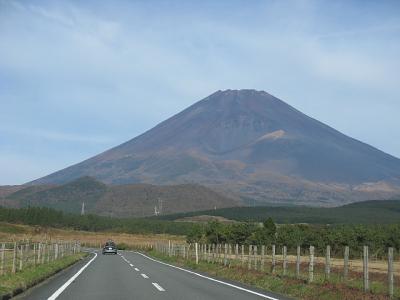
1 176 238 217
1 205 400 259
155 199 400 224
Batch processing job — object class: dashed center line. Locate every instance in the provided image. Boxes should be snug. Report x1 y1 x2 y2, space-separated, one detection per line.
134 268 140 271
129 263 134 267
141 273 149 279
152 282 165 292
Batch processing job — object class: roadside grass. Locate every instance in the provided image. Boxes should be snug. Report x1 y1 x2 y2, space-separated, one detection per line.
0 253 86 298
146 250 398 300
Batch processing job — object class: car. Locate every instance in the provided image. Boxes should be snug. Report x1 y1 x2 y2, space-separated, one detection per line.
102 241 118 255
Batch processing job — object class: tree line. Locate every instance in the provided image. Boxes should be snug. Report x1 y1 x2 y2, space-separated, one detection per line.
1 206 399 258
0 206 194 236
187 218 400 258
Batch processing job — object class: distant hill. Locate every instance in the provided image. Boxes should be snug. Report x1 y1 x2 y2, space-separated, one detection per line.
154 199 400 224
2 177 238 217
30 89 400 206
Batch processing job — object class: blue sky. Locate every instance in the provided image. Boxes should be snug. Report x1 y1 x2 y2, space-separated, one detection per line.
1 0 399 184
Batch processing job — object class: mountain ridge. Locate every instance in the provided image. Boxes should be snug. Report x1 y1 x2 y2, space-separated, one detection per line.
30 89 400 205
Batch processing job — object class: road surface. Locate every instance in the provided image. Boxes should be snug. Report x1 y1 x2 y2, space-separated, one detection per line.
17 250 291 300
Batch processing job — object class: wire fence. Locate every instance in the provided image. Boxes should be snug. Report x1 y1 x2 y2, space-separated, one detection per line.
0 240 81 276
153 242 399 298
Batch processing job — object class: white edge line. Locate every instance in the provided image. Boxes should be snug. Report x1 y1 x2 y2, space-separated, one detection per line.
135 252 280 300
152 282 165 291
47 252 98 300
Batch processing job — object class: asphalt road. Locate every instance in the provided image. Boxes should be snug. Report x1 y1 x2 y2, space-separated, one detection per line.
17 250 292 300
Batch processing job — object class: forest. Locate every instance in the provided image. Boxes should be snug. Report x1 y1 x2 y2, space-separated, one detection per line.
0 206 193 235
1 206 399 258
186 218 400 258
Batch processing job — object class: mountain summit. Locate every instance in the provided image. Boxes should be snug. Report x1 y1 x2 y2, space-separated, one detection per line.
32 90 400 205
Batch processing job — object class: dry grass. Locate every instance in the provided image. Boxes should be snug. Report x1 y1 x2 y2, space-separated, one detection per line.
0 222 184 249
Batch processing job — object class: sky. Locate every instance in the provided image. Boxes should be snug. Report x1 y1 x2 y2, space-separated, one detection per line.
0 0 400 185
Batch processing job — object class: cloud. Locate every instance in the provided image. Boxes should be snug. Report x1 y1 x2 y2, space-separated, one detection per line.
0 0 399 183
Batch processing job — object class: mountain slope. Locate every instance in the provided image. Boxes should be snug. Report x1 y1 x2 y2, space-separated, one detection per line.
5 177 238 217
31 89 400 205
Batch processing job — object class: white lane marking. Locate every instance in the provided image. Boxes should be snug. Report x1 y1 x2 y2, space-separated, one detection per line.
129 263 134 267
152 282 165 292
135 252 281 300
141 273 149 279
134 268 140 271
47 252 98 300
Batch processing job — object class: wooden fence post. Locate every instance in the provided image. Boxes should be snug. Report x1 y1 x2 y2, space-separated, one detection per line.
271 244 276 274
282 246 287 276
47 242 50 263
241 245 244 267
344 246 349 281
42 243 46 264
235 244 239 261
33 243 36 265
195 242 199 264
38 243 41 265
309 245 314 283
248 245 252 270
325 245 331 280
253 245 258 270
224 243 228 266
12 242 16 274
363 245 369 292
26 243 30 267
296 245 301 279
19 244 23 271
388 247 394 298
0 243 5 275
261 245 265 272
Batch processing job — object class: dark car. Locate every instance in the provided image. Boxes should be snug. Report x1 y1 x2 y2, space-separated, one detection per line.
102 241 117 255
